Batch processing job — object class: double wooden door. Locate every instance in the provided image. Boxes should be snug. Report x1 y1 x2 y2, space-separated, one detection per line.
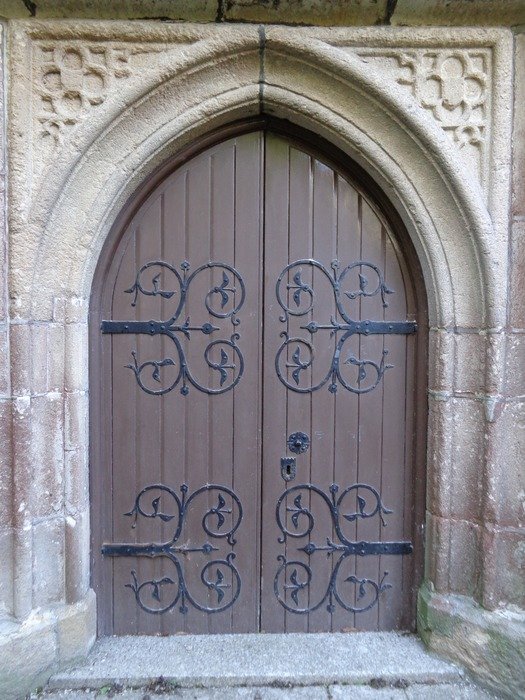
91 129 424 635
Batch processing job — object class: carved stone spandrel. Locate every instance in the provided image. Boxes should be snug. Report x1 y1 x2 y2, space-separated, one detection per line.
37 43 133 146
354 48 490 191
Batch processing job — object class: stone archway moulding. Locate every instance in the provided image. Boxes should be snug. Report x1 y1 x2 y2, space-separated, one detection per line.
3 20 521 697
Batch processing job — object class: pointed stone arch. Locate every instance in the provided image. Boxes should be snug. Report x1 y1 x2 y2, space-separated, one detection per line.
4 22 516 690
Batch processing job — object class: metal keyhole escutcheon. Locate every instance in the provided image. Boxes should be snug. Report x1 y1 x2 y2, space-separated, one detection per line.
287 432 310 454
280 457 296 482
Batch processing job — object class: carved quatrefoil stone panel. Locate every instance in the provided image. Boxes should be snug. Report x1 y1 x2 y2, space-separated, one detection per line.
37 44 133 145
353 48 491 191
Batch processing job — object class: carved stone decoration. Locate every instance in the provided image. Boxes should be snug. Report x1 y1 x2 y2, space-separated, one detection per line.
37 44 132 145
356 49 491 189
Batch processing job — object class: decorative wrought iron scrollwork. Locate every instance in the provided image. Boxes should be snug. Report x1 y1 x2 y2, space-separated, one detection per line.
275 259 417 394
102 483 242 615
274 483 412 615
102 261 245 395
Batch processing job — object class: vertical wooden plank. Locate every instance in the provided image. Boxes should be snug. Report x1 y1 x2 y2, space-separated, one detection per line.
332 175 361 632
160 167 188 635
111 222 139 635
307 156 338 632
281 145 312 633
260 133 291 632
354 198 384 631
207 143 235 634
231 132 264 632
182 150 215 635
377 226 408 630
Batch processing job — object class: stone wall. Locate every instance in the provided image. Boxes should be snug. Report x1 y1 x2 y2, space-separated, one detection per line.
0 6 523 699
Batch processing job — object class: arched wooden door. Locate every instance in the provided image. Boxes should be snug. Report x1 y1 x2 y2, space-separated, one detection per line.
90 125 426 636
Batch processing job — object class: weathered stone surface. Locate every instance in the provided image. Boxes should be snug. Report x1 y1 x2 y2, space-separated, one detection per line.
0 0 218 21
1 0 524 26
64 448 88 515
64 391 87 452
0 595 96 700
418 584 525 700
0 398 13 531
505 333 525 396
64 508 90 603
394 0 525 26
484 400 525 527
64 324 88 393
9 323 32 397
427 329 454 393
449 398 485 521
0 527 14 618
509 221 525 330
452 331 486 395
223 0 387 25
0 614 57 700
426 514 482 599
426 396 485 522
26 681 498 699
482 525 525 610
47 632 462 690
31 322 65 395
512 34 525 217
0 22 6 330
56 589 96 666
350 46 491 191
32 516 65 606
29 393 65 517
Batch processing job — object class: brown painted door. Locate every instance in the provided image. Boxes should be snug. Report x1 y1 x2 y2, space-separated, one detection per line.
91 129 423 635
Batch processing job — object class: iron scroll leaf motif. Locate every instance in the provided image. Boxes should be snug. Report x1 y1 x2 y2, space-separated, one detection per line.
101 260 246 396
275 259 417 394
102 483 242 615
274 483 413 614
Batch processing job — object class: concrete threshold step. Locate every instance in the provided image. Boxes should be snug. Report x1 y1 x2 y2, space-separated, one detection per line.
48 632 466 691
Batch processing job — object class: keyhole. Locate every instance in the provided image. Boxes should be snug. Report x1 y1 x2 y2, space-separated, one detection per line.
286 463 292 476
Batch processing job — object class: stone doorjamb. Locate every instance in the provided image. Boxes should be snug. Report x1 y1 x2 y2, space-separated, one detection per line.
0 21 523 698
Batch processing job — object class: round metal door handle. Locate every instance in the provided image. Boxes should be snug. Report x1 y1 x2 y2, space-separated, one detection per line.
287 431 310 454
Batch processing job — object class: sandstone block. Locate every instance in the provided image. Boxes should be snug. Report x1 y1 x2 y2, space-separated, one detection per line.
449 398 484 522
509 221 525 330
418 584 525 699
426 396 484 522
64 323 89 393
64 508 90 604
425 513 482 599
64 391 88 452
224 0 387 25
484 400 525 527
428 328 454 393
64 447 88 514
32 517 65 607
9 322 31 397
0 528 14 618
0 615 57 700
0 326 8 398
56 589 96 666
426 395 454 519
452 330 486 395
29 393 64 517
505 333 525 397
0 398 13 529
482 525 525 610
512 34 525 217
